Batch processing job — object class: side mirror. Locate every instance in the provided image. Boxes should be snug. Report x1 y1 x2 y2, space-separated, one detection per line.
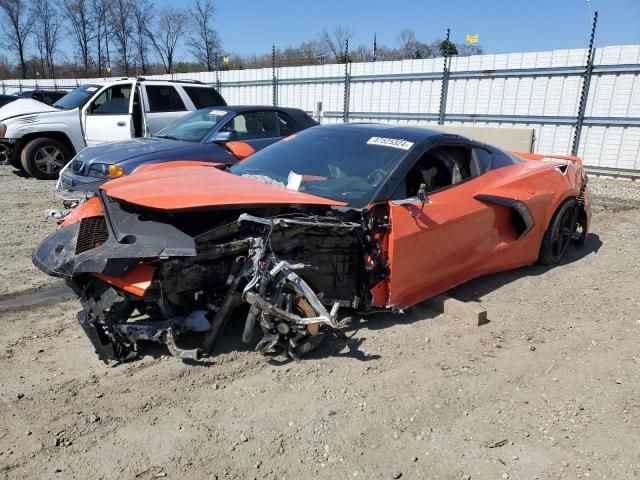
417 183 430 204
212 131 233 143
390 183 431 207
225 141 255 161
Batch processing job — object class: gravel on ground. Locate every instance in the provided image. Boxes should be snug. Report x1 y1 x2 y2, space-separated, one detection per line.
1 164 639 479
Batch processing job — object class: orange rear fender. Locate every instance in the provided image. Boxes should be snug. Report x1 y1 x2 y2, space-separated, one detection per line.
512 151 583 167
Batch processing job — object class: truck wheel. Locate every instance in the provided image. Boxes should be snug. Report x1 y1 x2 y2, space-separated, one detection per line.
7 148 24 171
538 198 579 266
20 138 71 180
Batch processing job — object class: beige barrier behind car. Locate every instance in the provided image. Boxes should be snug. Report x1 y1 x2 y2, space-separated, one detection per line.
427 125 535 153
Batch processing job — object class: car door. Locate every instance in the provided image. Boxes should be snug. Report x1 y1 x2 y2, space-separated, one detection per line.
218 110 282 152
142 84 189 135
83 81 135 146
385 143 500 308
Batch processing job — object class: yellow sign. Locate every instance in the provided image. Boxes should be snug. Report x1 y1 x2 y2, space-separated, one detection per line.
466 34 479 44
222 55 230 64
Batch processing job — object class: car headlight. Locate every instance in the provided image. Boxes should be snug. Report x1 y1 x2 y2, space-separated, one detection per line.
0 123 6 138
87 163 125 178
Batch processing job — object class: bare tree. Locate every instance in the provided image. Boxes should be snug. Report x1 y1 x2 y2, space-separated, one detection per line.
147 9 189 74
319 26 353 62
397 29 417 58
109 0 134 75
352 44 372 63
457 43 484 57
32 0 62 78
131 0 153 74
92 0 110 76
0 54 12 78
62 0 93 74
0 0 35 78
397 29 432 59
296 40 325 64
188 0 220 71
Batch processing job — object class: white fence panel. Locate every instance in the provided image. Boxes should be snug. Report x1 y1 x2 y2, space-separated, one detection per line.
1 45 639 171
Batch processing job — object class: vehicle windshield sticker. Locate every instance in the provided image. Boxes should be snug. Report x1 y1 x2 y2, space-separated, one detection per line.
86 86 98 92
367 136 414 150
209 110 228 116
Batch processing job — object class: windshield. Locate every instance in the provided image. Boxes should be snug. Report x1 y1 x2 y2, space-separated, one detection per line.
52 84 101 110
154 108 230 142
229 128 413 208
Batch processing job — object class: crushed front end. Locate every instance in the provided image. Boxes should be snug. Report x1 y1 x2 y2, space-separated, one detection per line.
33 191 385 363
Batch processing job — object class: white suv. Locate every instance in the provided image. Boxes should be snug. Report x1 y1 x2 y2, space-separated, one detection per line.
0 78 226 179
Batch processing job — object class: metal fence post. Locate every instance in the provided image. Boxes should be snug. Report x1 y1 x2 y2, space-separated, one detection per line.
438 28 452 125
343 39 350 123
215 53 221 93
572 11 598 156
272 45 278 107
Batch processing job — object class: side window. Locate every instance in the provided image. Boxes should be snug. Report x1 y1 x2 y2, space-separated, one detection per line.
492 147 522 168
146 85 186 113
221 111 280 140
472 148 492 175
183 86 225 109
401 145 474 198
44 93 58 105
471 146 522 175
277 112 298 136
260 111 279 137
89 84 132 114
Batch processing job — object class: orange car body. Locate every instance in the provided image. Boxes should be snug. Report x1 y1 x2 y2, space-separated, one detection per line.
34 124 590 362
383 153 589 308
64 152 589 311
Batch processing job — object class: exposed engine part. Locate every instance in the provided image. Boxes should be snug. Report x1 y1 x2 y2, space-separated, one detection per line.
43 208 68 220
62 211 368 363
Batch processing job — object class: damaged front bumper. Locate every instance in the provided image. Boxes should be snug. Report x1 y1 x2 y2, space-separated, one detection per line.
33 203 363 364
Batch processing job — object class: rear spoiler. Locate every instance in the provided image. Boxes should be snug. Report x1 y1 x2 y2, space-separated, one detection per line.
512 151 583 167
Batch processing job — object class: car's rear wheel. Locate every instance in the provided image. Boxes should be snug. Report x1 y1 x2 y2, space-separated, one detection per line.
539 198 579 265
20 137 71 180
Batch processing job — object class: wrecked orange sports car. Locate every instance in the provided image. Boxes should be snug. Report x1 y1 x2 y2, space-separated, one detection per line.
33 124 591 362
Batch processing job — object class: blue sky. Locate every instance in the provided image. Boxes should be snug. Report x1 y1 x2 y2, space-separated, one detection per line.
152 0 640 56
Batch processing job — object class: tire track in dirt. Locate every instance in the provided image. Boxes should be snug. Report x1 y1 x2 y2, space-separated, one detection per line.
0 282 73 313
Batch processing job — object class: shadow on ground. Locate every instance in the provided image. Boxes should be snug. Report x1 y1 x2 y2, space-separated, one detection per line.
450 233 602 303
9 167 29 178
72 233 605 367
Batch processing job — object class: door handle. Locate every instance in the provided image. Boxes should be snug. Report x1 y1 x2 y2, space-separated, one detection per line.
117 121 126 127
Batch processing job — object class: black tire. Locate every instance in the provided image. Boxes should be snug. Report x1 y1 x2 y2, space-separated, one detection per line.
20 137 71 180
538 199 579 266
6 145 24 171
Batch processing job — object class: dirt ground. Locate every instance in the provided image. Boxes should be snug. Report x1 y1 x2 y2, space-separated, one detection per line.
0 166 59 297
1 164 640 479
